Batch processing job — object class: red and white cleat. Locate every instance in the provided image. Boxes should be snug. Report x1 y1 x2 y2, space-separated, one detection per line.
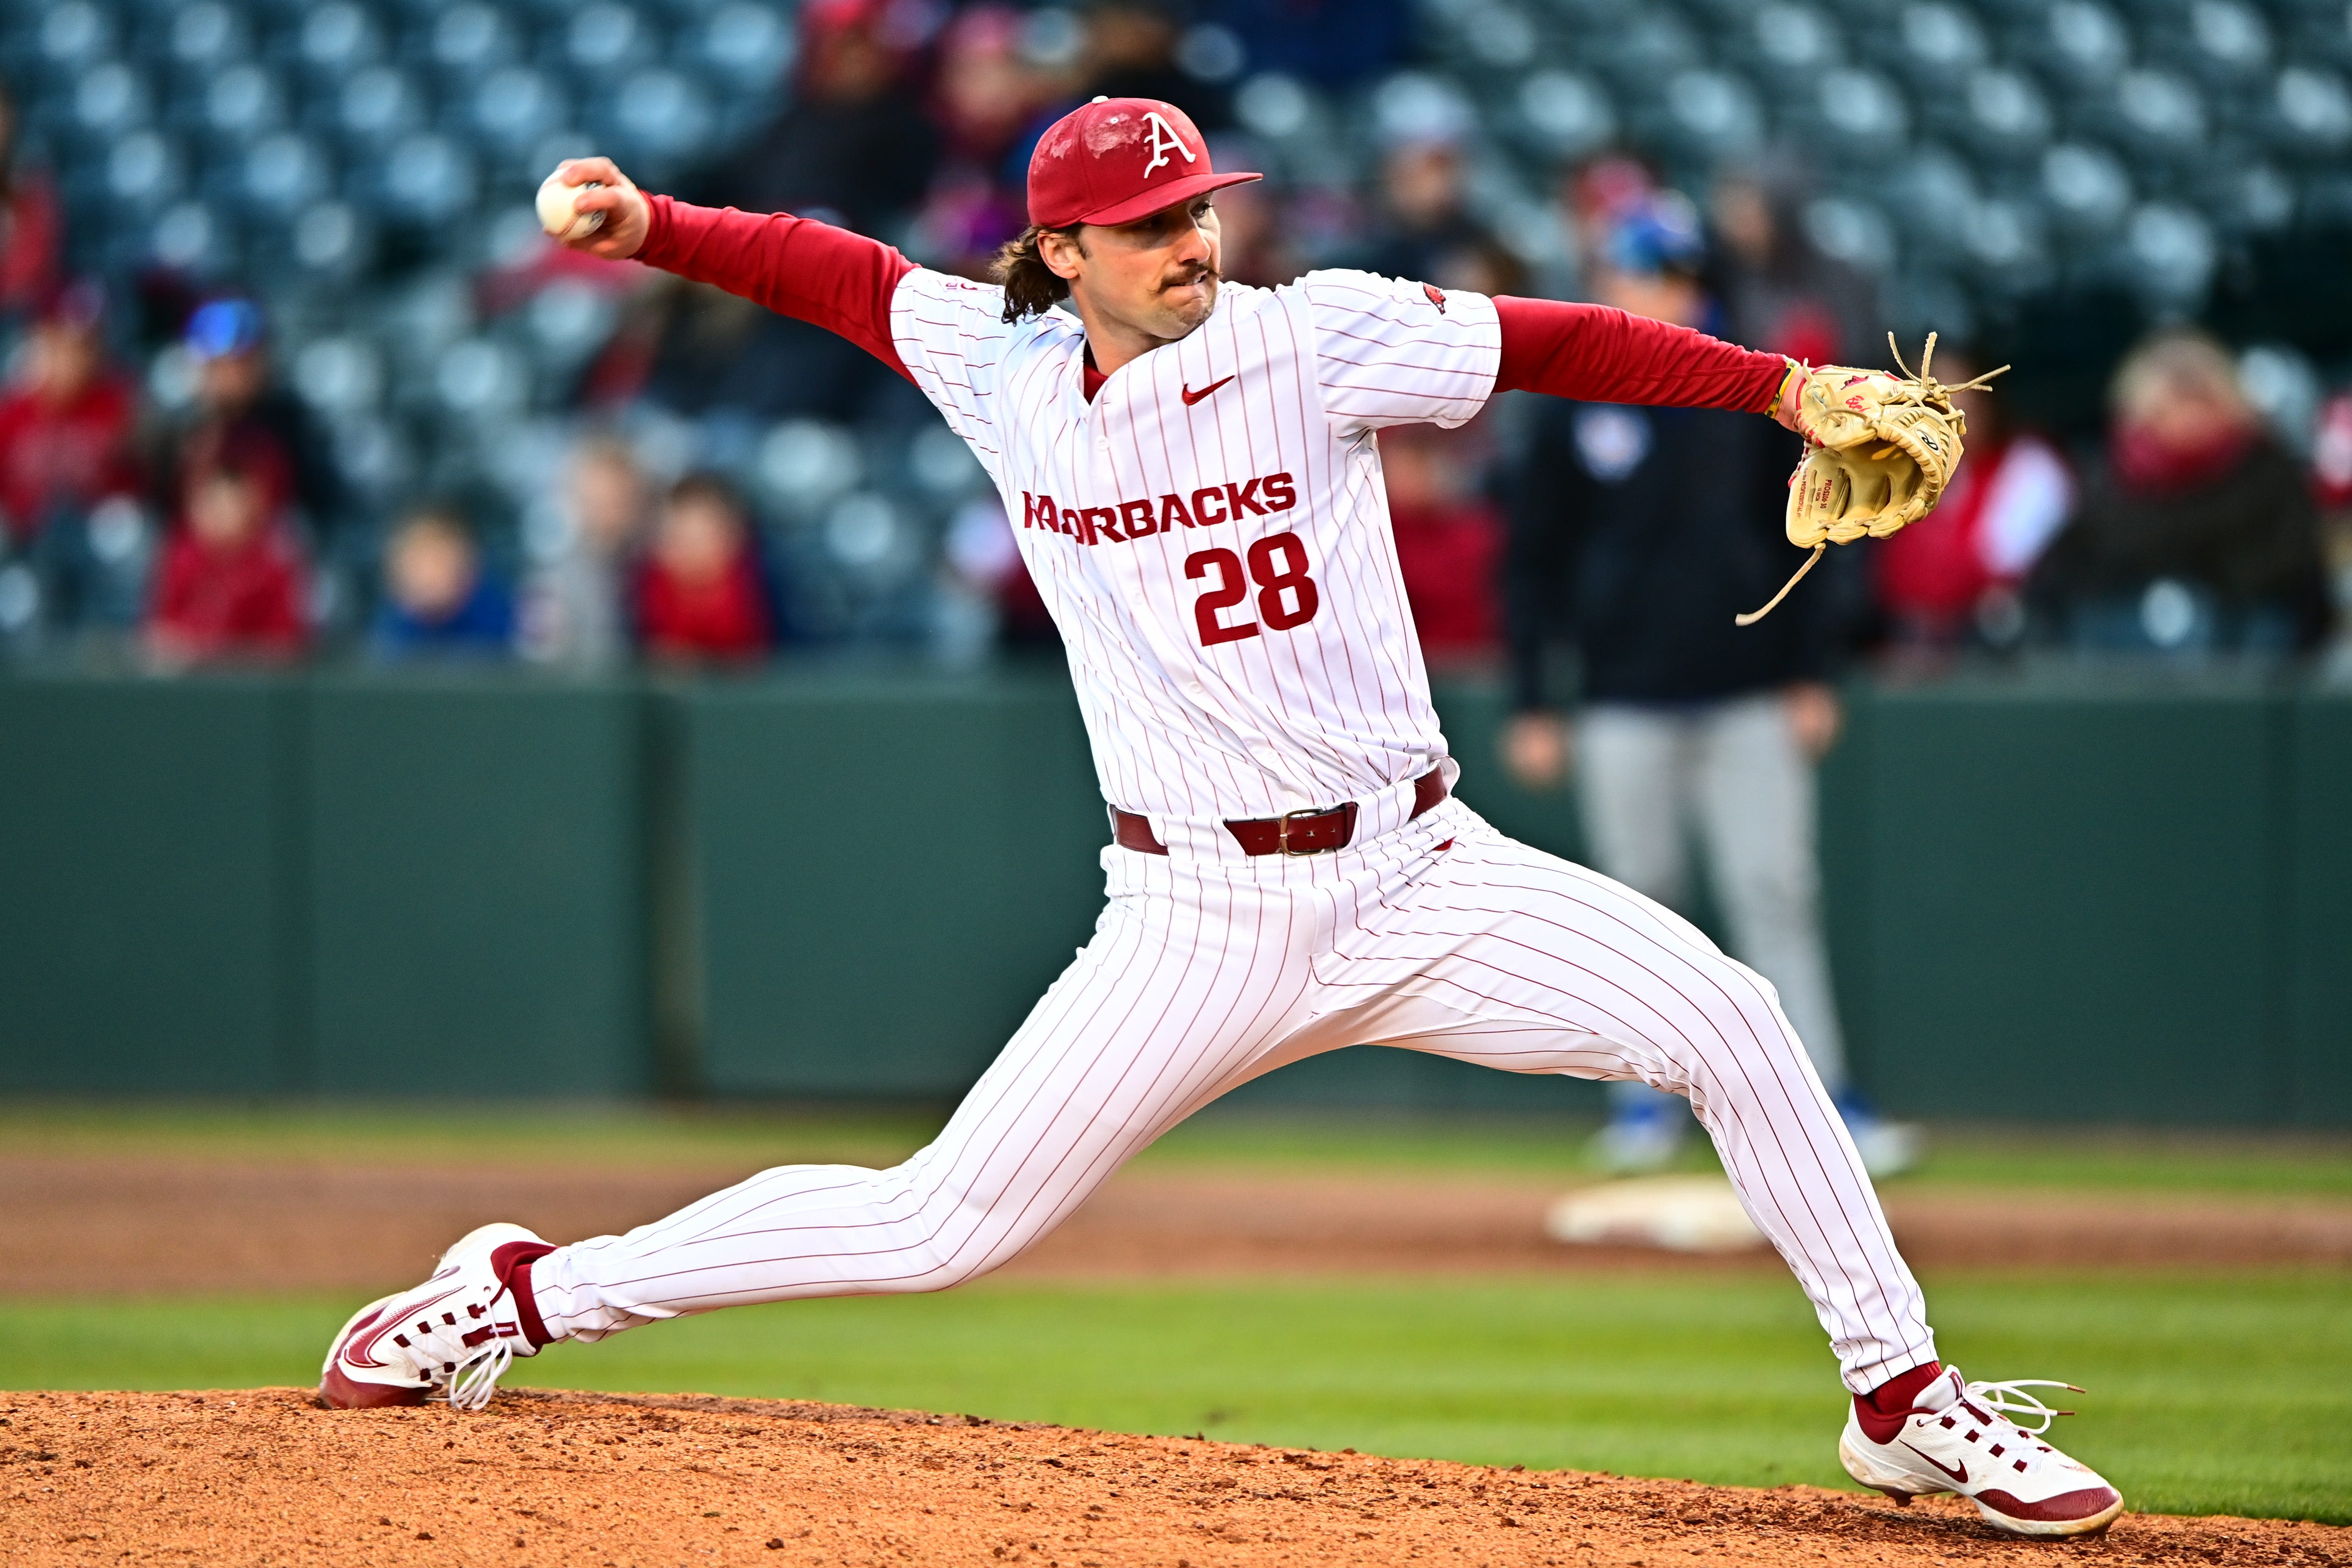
320 1223 555 1411
1840 1367 2123 1538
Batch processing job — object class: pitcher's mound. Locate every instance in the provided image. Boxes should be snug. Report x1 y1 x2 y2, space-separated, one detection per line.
3 1388 2340 1566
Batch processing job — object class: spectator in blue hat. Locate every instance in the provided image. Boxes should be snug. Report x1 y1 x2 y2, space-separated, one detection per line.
142 298 351 581
1501 192 1916 1179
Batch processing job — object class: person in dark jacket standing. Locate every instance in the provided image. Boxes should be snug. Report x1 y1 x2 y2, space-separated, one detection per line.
1500 198 1915 1177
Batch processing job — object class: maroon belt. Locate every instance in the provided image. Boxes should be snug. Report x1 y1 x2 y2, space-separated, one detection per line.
1111 768 1448 858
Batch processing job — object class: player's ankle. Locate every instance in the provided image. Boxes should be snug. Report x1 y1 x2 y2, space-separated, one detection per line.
490 1240 561 1350
1854 1361 1943 1444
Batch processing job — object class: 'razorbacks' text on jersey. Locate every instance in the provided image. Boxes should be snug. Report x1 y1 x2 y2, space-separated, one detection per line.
893 269 1500 825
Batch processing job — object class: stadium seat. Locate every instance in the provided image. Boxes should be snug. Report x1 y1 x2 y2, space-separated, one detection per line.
294 3 383 81
468 65 568 154
196 64 285 145
333 66 426 145
240 131 331 216
2040 140 2136 242
691 4 794 91
368 132 479 226
564 4 649 79
32 2 114 72
425 4 514 77
1514 68 1619 160
161 2 250 75
1957 65 2055 166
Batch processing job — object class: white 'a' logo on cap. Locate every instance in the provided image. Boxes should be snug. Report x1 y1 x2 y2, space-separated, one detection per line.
1141 112 1197 177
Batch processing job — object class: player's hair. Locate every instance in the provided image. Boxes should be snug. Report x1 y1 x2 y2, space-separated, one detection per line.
990 224 1084 323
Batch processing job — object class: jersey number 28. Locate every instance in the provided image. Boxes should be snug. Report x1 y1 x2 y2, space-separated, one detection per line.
1186 533 1320 646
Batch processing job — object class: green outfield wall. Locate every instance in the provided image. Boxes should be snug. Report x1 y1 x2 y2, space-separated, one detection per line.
0 667 2341 1124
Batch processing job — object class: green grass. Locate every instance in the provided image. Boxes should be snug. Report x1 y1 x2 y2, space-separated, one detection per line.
4 1271 2345 1524
6 1098 2352 1195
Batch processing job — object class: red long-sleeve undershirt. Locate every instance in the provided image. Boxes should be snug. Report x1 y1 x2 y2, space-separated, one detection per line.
636 196 1787 414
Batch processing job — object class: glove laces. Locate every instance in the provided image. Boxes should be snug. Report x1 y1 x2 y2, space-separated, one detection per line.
1737 332 2011 628
1958 1375 2080 1436
1886 331 2010 407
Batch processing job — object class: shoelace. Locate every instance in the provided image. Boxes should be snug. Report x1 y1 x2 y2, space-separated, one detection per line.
1955 1376 2080 1437
444 1339 517 1413
381 1280 524 1412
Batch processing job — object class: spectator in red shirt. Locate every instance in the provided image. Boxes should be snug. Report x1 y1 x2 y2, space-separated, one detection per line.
634 474 779 665
0 281 149 643
1873 349 2074 652
147 464 307 664
1380 421 1503 667
0 283 140 543
0 89 62 322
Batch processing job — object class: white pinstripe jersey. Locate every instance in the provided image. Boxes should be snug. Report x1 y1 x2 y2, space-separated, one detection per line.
890 267 1502 822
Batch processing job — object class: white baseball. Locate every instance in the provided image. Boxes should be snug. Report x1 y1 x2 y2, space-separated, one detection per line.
535 172 606 242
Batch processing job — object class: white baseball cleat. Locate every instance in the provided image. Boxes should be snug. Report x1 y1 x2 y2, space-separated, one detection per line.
1840 1367 2123 1537
320 1222 555 1411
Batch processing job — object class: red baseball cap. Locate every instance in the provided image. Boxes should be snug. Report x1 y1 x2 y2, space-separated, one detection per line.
1026 97 1261 229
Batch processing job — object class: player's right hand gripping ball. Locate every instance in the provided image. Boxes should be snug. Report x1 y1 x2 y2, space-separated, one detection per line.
535 170 604 243
1738 333 2005 625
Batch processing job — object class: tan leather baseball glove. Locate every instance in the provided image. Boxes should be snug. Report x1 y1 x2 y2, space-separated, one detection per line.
1738 333 2006 626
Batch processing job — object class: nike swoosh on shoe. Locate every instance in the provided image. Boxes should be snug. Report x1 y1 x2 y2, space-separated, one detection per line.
346 1285 463 1370
1900 1442 1968 1485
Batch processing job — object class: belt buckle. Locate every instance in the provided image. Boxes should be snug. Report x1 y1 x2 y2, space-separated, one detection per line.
1276 806 1328 856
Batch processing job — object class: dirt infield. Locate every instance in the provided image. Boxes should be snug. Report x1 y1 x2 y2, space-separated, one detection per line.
3 1158 2348 1296
5 1388 2345 1568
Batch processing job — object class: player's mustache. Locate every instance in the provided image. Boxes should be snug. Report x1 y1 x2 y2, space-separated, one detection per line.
1162 262 1221 290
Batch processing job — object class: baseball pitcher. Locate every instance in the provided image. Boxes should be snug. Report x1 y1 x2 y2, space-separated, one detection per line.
323 99 2112 1538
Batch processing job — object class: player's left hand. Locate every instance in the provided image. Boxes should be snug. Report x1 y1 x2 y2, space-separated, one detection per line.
1501 712 1572 791
1783 682 1841 760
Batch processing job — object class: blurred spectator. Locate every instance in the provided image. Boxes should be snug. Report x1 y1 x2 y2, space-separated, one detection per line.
640 282 896 423
0 283 147 640
1380 422 1502 666
913 6 1055 278
657 0 944 421
1555 153 1658 295
371 506 514 661
0 284 139 538
1205 169 1304 288
633 474 780 666
2030 331 2332 654
1707 165 1877 365
1502 196 1911 1177
144 301 349 554
1078 1 1230 131
0 88 62 324
147 464 307 665
945 495 1058 653
2312 392 2352 653
693 0 939 235
520 436 648 671
1354 139 1524 297
1874 348 2074 652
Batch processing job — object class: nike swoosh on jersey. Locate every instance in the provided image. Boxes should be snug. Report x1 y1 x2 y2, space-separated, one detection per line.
1900 1441 1968 1485
1180 375 1235 406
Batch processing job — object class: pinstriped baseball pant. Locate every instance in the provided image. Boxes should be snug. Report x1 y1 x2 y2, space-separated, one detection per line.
530 797 1937 1392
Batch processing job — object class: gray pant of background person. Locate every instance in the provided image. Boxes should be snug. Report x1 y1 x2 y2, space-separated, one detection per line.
1576 693 1850 1118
